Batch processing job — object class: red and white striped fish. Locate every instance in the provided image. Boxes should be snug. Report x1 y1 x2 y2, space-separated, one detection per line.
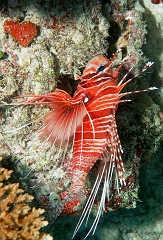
17 51 156 239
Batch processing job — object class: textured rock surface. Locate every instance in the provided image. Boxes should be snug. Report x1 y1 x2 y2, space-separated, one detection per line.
0 0 163 239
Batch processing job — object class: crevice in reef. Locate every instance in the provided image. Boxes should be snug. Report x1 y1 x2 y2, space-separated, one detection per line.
57 74 80 97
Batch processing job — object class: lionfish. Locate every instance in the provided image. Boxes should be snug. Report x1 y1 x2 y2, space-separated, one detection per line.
15 50 156 239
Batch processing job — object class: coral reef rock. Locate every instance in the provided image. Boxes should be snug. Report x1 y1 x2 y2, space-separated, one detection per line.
0 156 53 240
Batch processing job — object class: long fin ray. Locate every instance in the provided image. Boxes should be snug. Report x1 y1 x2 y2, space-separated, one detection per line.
72 116 126 239
72 155 115 239
8 89 87 149
72 163 106 238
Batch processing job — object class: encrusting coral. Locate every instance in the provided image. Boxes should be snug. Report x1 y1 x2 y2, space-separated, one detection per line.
3 20 38 47
0 156 53 240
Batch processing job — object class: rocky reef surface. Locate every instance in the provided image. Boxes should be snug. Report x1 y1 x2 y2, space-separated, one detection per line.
0 0 163 239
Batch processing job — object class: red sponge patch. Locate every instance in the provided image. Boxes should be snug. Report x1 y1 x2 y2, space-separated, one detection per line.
3 20 38 47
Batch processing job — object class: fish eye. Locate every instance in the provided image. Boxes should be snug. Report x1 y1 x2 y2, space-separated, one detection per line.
84 96 89 103
98 65 105 72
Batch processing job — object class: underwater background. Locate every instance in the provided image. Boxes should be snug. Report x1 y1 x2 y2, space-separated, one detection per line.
0 0 163 239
